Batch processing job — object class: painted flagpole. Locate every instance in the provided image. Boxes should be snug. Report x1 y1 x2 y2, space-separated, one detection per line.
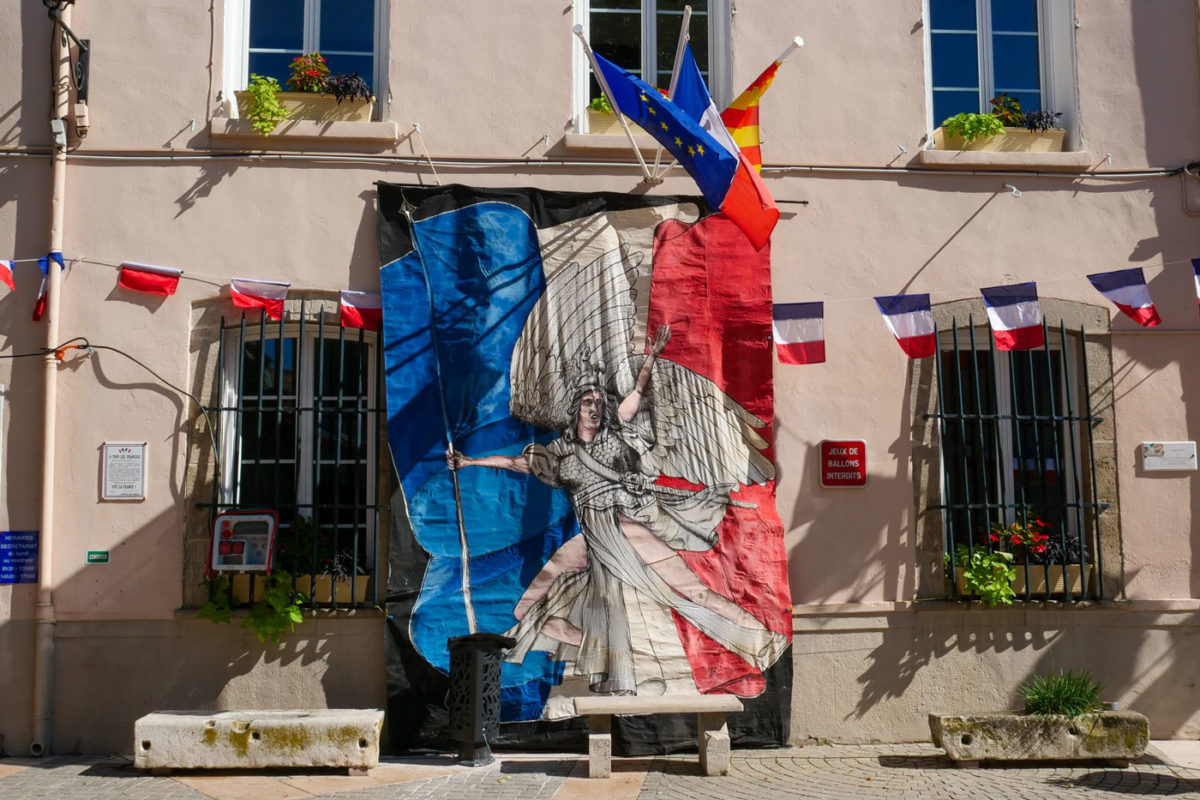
401 203 478 635
651 4 693 179
573 24 658 184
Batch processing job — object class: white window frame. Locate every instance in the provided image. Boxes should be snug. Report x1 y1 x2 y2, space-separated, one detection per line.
572 0 732 133
923 0 1079 149
218 325 381 571
222 0 389 114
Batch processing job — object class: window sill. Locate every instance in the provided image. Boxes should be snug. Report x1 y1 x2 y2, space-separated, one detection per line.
915 148 1093 171
208 118 400 148
561 132 665 155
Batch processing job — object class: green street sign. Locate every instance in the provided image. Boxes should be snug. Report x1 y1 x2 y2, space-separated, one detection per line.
86 550 109 564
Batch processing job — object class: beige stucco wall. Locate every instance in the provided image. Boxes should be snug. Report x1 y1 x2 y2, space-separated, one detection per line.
0 0 1199 753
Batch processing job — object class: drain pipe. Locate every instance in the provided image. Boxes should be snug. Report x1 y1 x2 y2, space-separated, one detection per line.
30 3 72 759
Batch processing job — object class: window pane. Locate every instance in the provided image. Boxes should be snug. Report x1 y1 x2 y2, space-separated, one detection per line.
939 349 1001 544
656 1 707 90
934 89 980 125
249 0 304 50
247 52 300 86
931 32 979 89
240 338 297 397
318 402 369 461
930 0 976 30
319 0 375 53
591 7 641 73
318 340 367 396
327 55 374 86
992 34 1040 94
241 408 297 462
317 464 369 521
991 0 1038 33
237 462 297 509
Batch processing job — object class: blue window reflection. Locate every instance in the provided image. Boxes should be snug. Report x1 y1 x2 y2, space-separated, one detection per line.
246 0 376 90
930 1 1041 118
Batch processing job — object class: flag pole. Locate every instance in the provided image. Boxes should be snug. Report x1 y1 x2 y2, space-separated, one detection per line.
778 35 805 63
573 24 660 184
651 5 692 179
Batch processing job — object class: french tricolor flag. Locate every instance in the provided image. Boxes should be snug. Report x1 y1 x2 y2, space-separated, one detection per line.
0 260 14 292
32 251 65 322
1192 258 1200 315
339 290 383 330
874 293 935 359
1086 267 1160 327
230 277 290 320
773 301 825 364
981 282 1045 351
118 262 183 296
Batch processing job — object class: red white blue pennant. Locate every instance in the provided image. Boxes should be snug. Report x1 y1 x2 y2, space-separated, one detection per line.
339 290 383 330
773 301 825 364
230 277 290 320
0 260 14 292
1086 267 1160 327
981 282 1044 351
874 293 935 358
118 262 182 296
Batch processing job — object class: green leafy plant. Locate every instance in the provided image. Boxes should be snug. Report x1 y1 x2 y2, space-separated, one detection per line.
1018 669 1104 717
988 93 1025 126
244 74 289 136
287 52 330 93
953 544 1016 606
197 570 307 643
941 111 1005 143
1025 109 1064 133
324 72 372 104
587 95 613 114
197 574 234 624
277 515 360 580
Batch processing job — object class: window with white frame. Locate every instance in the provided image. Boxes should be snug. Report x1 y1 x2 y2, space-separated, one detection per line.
223 0 387 109
927 0 1078 146
575 0 731 131
211 315 386 605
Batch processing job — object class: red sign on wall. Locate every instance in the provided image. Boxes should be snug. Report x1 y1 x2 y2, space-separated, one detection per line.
820 440 867 488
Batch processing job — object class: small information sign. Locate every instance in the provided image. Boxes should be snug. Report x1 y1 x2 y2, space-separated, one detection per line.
820 439 867 488
102 441 147 501
86 550 110 564
1142 441 1197 472
0 531 39 584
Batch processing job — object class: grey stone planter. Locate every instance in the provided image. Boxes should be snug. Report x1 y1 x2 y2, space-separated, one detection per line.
930 711 1149 768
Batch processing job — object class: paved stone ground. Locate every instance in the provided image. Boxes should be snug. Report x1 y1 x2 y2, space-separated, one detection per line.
3 743 1200 799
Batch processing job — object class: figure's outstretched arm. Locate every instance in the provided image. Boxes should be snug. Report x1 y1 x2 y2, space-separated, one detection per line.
446 448 532 474
619 324 671 423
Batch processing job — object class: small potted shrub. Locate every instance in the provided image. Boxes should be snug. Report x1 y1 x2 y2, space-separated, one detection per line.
935 94 1066 153
235 52 376 134
930 669 1149 767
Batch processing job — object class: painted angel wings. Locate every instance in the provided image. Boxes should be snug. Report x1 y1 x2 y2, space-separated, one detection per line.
509 245 775 488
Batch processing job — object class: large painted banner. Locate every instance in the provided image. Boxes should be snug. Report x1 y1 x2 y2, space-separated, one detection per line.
377 184 792 749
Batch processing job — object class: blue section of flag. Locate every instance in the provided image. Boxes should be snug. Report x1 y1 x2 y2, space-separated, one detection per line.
773 301 823 321
671 44 713 127
380 201 579 720
1087 268 1147 292
1193 258 1200 277
593 51 738 207
874 293 931 315
981 282 1038 307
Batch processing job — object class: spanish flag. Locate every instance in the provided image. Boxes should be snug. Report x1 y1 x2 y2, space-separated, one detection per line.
720 38 802 173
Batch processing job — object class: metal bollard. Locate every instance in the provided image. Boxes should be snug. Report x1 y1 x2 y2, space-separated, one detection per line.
446 632 515 766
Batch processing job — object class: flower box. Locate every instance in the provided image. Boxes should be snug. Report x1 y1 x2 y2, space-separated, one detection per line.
231 573 370 605
954 564 1095 599
934 126 1065 153
930 711 1149 767
234 92 376 123
586 109 646 136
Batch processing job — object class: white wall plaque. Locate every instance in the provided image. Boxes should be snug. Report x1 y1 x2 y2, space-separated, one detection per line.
102 441 147 500
1141 441 1197 472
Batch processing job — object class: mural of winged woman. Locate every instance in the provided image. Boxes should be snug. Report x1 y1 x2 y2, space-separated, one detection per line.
448 245 788 696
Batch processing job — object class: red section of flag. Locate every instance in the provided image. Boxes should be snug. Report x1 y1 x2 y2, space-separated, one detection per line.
648 215 791 695
118 263 181 296
719 157 779 251
0 261 14 292
896 333 936 359
1114 303 1161 327
230 278 289 320
340 291 383 330
776 340 825 364
993 325 1045 351
32 277 46 321
720 104 760 130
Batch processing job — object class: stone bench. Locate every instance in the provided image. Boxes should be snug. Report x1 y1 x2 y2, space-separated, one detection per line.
133 709 384 775
573 695 744 778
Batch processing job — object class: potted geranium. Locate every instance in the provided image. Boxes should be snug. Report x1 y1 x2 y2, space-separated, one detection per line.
930 669 1149 767
934 94 1066 153
236 52 376 135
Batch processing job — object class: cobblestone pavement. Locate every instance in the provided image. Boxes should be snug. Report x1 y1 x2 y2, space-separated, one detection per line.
3 744 1200 800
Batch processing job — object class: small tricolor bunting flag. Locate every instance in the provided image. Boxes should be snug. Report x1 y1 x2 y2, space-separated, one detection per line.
0 260 14 292
118 261 183 296
981 282 1045 351
874 293 935 358
33 251 65 322
339 290 383 330
230 277 290 320
773 301 825 364
1192 258 1200 315
1086 267 1161 327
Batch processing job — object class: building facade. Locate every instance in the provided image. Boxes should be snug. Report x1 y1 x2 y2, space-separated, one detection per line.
2 0 1200 755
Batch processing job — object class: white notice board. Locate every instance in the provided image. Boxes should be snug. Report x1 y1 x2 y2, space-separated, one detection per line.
102 442 147 500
